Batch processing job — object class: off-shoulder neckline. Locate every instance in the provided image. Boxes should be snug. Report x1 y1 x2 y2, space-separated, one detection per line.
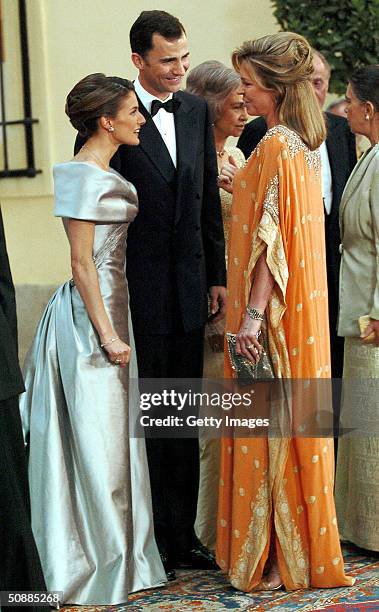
54 160 130 187
56 160 112 173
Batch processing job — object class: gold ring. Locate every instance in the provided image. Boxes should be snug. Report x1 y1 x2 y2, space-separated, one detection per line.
115 358 121 364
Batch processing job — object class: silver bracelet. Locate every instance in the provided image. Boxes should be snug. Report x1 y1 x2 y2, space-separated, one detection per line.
246 305 264 321
100 336 119 348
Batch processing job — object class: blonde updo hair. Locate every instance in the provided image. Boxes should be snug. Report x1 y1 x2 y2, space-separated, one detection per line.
65 73 134 137
232 32 326 150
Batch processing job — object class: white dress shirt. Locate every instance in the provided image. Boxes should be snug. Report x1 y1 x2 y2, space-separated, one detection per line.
320 141 333 215
134 77 177 167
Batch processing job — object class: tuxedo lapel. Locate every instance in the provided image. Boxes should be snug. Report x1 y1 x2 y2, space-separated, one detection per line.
325 115 339 178
137 97 176 185
325 114 344 221
174 92 199 224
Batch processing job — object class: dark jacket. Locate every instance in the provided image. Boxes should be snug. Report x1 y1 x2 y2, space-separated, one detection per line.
77 90 226 335
0 208 24 401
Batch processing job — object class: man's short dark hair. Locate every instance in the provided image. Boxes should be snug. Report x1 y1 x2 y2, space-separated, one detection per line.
130 10 185 57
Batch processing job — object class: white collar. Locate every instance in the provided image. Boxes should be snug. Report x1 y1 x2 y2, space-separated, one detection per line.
134 76 173 114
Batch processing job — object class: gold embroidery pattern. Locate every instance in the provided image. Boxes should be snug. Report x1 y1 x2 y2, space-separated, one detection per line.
229 438 310 590
275 482 310 588
255 213 289 325
256 125 320 174
263 175 279 224
229 478 270 589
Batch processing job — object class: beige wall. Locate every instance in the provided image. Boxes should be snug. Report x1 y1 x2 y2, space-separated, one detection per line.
2 0 277 285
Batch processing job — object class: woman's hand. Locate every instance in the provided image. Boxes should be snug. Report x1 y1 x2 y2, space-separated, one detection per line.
236 317 263 364
217 155 238 194
361 318 379 347
102 338 131 367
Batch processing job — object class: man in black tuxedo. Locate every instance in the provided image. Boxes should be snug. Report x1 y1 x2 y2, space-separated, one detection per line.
126 10 226 578
237 49 356 381
77 11 226 578
0 209 46 611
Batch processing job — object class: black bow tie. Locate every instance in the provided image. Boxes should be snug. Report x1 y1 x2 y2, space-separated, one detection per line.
150 98 180 117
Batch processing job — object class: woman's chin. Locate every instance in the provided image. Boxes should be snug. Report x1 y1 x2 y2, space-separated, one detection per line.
123 135 140 146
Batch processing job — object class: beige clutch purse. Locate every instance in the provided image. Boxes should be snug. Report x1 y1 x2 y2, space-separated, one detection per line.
358 315 376 344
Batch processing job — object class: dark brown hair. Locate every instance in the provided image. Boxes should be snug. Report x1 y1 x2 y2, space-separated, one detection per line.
130 10 185 57
350 65 379 112
65 73 134 137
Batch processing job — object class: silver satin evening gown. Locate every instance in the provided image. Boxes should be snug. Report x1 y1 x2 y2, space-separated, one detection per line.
20 161 166 605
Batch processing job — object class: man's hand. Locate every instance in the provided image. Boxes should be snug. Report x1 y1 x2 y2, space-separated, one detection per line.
208 286 227 323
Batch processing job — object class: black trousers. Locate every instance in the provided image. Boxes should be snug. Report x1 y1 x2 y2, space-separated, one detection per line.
135 328 204 559
0 396 46 612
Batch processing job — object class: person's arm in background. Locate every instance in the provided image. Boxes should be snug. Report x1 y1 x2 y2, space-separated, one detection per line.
0 207 25 400
0 209 18 346
361 154 379 346
200 100 227 321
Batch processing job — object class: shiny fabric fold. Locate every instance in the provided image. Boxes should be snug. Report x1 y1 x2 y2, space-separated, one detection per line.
20 162 166 604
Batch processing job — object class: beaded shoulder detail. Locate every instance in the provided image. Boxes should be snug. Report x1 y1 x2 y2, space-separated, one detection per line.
255 125 320 173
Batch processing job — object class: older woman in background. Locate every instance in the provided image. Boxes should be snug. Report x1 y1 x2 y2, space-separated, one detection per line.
186 60 247 374
186 61 247 550
216 33 353 592
335 64 379 552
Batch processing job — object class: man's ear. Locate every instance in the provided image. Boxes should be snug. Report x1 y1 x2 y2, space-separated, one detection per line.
131 52 144 70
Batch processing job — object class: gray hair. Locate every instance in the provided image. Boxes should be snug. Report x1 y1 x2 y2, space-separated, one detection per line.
312 48 331 76
185 60 241 122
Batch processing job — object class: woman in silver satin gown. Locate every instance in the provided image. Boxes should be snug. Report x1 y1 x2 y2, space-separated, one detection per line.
20 74 166 604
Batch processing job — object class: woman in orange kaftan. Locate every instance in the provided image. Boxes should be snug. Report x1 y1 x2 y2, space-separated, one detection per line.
216 33 354 592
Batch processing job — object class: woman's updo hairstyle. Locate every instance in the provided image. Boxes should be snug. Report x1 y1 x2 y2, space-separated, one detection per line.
65 73 135 137
186 61 241 123
232 32 326 150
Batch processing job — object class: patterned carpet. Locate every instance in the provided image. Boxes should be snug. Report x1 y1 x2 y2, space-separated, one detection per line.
63 544 378 611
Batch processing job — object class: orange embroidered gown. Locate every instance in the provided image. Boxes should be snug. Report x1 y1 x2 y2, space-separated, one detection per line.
216 126 353 591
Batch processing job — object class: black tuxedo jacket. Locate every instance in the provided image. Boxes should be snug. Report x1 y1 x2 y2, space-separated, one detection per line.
237 114 357 376
77 90 226 335
0 208 24 402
